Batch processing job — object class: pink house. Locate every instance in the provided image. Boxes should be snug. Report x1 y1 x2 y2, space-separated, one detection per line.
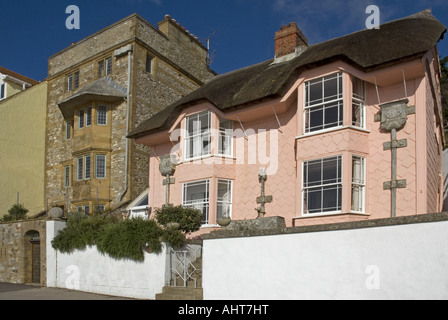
128 10 446 236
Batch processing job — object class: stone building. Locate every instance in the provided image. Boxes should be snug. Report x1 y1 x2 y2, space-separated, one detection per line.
45 14 215 213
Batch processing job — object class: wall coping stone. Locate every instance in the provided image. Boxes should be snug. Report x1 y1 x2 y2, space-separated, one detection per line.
202 212 448 240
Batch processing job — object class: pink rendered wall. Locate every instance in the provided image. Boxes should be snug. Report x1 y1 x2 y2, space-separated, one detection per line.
423 49 444 213
141 57 443 233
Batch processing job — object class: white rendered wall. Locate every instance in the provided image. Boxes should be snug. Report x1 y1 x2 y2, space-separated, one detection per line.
46 221 168 299
203 221 448 300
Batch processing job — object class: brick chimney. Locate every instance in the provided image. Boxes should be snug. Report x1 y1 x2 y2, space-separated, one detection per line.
275 22 308 60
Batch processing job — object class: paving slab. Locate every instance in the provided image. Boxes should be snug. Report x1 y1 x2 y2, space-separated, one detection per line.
0 282 136 300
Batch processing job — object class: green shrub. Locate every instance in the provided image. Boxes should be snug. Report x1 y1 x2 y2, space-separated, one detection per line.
51 213 114 253
52 214 187 262
0 204 29 222
154 204 202 234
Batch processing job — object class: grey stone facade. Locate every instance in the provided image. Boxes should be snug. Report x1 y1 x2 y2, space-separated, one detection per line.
45 14 215 212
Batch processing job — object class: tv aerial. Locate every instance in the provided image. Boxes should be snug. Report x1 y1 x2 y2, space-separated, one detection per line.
203 31 216 67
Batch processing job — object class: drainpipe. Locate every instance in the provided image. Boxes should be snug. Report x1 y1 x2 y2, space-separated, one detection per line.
117 45 133 202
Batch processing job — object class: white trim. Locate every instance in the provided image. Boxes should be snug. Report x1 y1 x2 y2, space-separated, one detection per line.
295 125 370 140
217 179 233 220
301 155 343 216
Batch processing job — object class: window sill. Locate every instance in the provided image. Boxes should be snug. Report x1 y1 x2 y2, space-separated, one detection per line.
294 211 370 220
181 154 235 164
296 125 370 140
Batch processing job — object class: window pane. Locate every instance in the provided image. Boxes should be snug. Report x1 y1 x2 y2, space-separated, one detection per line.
217 180 232 219
351 156 365 212
64 166 70 187
185 111 211 159
66 121 71 139
96 155 106 179
79 109 85 128
183 180 209 224
85 155 91 180
305 72 343 133
98 105 107 125
98 61 104 78
303 156 342 214
86 106 92 126
146 55 153 73
77 157 83 180
106 58 112 75
352 76 365 128
74 72 80 89
0 84 5 99
67 75 73 91
324 75 338 102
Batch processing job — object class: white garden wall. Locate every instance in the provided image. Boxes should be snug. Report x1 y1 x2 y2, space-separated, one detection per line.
203 216 448 300
46 221 168 299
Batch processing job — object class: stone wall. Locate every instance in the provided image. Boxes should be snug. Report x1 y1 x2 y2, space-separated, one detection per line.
0 219 47 285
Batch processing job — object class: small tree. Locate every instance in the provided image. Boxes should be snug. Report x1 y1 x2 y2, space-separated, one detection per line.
1 204 29 222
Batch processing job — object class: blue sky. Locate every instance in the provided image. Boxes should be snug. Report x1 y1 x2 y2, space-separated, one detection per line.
1 0 447 81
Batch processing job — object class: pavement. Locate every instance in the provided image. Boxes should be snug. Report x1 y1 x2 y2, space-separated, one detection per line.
0 282 137 300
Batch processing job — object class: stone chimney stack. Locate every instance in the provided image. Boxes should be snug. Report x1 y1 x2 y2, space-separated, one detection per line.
274 22 308 60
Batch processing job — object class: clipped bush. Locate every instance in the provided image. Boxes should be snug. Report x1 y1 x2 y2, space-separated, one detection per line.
154 204 202 234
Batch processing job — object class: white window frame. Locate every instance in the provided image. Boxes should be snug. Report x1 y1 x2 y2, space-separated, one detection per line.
67 74 74 91
182 179 210 225
351 156 366 213
146 54 153 74
304 72 343 133
96 154 106 179
184 111 211 160
217 179 233 220
302 155 343 215
106 57 112 75
352 76 366 128
218 119 233 157
0 83 5 100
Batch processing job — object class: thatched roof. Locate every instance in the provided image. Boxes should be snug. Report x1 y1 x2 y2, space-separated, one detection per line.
128 10 446 140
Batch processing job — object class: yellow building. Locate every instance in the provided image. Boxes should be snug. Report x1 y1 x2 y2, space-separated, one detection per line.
0 74 47 217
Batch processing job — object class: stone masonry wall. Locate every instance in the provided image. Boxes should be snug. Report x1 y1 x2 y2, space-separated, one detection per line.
46 13 216 211
0 219 47 285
